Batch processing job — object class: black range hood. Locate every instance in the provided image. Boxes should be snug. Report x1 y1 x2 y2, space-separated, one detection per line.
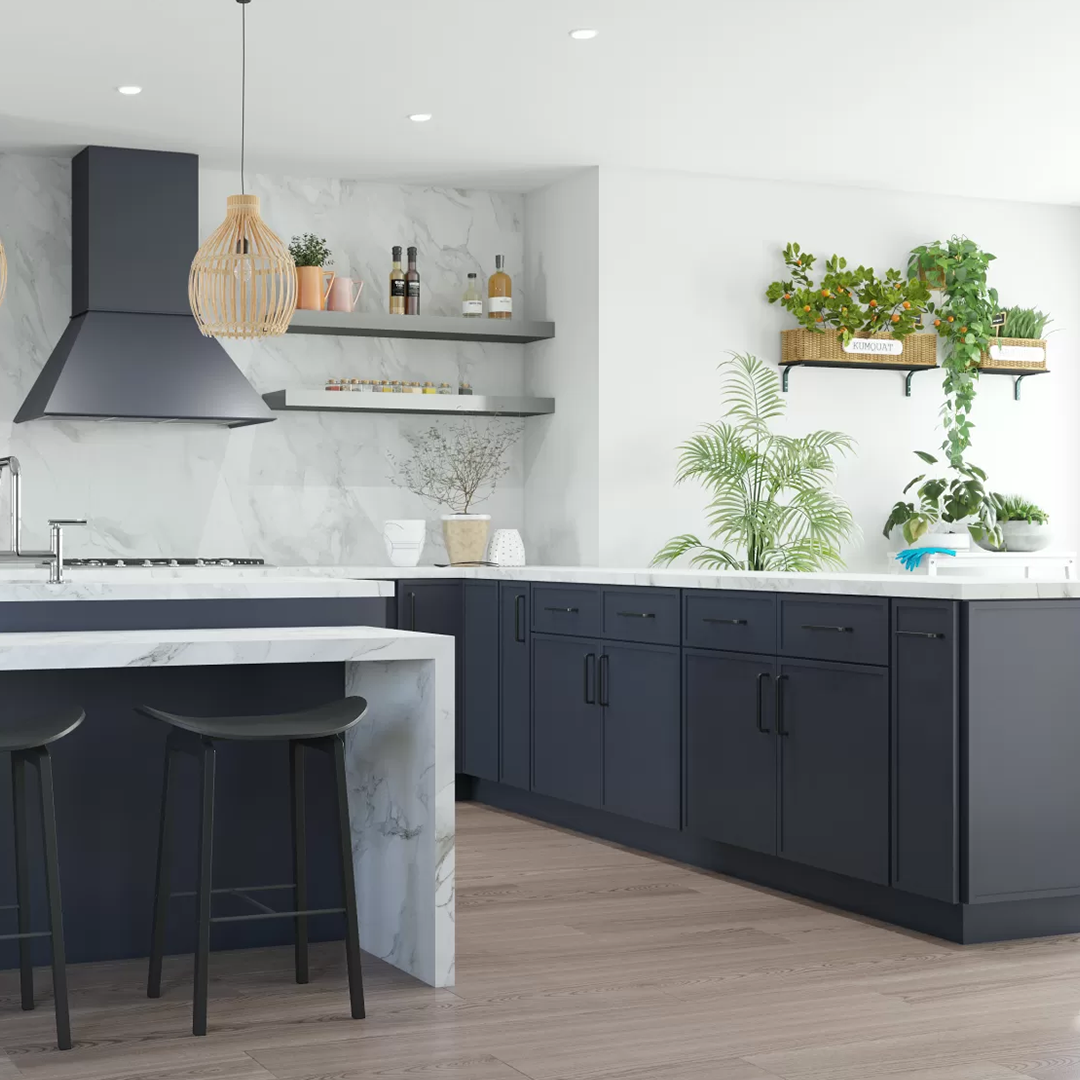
16 146 274 427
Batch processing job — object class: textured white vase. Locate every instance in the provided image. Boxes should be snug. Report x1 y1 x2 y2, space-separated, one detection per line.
383 519 426 567
487 528 526 567
441 514 490 566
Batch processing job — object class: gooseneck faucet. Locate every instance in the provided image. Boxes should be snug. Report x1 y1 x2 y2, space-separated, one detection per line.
0 456 85 568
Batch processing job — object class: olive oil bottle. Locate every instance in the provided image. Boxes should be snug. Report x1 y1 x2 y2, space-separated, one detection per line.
389 246 405 315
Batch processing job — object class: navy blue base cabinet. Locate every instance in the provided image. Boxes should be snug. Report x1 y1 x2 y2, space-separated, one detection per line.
499 583 531 790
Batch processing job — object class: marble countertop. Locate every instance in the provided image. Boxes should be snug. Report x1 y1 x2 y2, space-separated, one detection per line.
0 623 449 670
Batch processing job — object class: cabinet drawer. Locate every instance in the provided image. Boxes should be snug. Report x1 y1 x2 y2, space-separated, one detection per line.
532 585 600 637
683 591 776 654
779 597 888 665
601 587 680 645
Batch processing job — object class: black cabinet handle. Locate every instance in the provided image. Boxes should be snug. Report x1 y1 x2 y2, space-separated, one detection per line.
703 617 747 626
599 654 610 707
545 606 579 614
584 653 596 705
800 624 853 633
775 674 788 737
408 592 417 632
616 611 656 619
755 672 771 734
514 594 525 643
895 630 945 639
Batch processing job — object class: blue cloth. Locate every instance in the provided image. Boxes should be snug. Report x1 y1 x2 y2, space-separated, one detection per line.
895 547 957 572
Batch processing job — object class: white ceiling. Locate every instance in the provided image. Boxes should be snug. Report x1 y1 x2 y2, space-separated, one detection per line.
0 0 1077 202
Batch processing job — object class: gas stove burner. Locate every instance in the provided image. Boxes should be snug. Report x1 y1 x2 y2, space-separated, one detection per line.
64 557 267 568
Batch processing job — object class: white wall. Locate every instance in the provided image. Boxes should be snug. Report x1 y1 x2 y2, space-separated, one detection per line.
523 168 600 565
0 153 529 563
593 167 1080 569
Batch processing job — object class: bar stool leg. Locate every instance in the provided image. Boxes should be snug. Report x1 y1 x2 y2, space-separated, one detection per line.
289 741 309 985
147 740 175 999
36 749 71 1051
331 735 365 1020
192 740 216 1037
11 752 34 1012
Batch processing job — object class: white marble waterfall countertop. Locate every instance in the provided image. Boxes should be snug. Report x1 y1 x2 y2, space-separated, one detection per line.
275 565 1078 601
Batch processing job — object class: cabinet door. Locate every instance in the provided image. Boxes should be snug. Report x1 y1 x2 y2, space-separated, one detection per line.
892 601 959 903
499 583 531 790
532 635 602 808
601 643 681 829
462 581 500 782
778 659 889 885
685 650 777 855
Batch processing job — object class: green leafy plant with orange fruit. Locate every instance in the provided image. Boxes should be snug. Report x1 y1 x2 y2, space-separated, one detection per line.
766 242 931 344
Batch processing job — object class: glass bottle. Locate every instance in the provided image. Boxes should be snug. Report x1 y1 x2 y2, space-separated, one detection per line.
389 246 405 315
405 246 421 315
462 273 483 318
487 255 512 319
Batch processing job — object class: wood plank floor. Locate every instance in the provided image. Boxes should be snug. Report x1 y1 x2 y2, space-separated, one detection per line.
2 803 1080 1079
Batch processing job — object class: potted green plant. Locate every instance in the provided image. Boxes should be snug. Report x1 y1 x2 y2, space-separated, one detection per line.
766 242 934 368
288 233 334 311
973 495 1051 552
985 305 1053 370
882 452 1001 549
652 353 858 571
389 421 523 566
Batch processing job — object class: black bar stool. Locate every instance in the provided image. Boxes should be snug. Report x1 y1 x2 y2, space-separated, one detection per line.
2 707 84 1051
139 696 368 1037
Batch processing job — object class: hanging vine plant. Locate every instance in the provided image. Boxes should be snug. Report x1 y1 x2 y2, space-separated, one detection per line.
907 237 999 468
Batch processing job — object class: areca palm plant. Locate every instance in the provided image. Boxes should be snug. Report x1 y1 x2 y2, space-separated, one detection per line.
653 353 858 571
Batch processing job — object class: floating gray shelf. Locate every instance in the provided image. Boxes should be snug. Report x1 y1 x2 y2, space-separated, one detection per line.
285 311 555 344
263 389 555 418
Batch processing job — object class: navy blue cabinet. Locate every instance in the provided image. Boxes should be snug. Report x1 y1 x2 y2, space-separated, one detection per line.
601 642 681 829
532 634 603 808
777 659 889 885
462 582 500 782
892 600 959 903
685 650 777 855
499 583 531 790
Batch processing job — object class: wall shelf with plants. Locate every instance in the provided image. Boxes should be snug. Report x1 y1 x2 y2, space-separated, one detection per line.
767 243 936 395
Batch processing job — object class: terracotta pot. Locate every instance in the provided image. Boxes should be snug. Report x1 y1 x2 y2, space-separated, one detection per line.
442 514 490 566
296 265 334 310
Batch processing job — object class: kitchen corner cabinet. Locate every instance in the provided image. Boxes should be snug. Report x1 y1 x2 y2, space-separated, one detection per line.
499 582 531 790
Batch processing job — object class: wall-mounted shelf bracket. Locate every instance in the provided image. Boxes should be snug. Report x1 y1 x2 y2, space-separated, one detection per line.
977 367 1049 401
780 361 936 397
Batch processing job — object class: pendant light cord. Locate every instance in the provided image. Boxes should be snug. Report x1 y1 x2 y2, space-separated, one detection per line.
240 0 247 195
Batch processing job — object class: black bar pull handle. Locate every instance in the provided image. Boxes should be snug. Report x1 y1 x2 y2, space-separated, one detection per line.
755 672 771 734
514 594 525 643
895 630 945 639
599 654 610 707
584 653 596 705
545 606 579 614
800 624 853 633
616 611 656 620
775 674 788 737
703 617 747 626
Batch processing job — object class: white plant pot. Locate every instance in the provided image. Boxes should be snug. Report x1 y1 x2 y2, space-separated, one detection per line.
441 514 491 566
487 528 526 567
893 528 971 551
975 521 1052 553
383 519 426 567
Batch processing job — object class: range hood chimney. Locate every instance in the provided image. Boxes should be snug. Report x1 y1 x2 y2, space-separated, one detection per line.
16 146 275 427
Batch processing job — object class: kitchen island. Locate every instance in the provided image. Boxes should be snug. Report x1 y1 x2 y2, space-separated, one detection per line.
0 577 453 989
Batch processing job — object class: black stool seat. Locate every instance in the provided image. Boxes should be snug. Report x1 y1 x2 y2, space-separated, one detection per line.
0 707 84 753
137 697 367 741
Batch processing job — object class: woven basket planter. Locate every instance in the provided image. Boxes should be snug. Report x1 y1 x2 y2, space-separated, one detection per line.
980 337 1047 371
780 328 937 367
917 265 945 290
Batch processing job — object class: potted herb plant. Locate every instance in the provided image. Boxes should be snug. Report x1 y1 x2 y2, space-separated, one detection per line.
973 495 1051 552
652 353 858 571
984 306 1053 371
289 233 334 311
766 243 934 369
390 421 523 566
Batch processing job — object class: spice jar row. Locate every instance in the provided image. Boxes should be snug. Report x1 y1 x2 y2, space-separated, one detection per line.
325 379 475 395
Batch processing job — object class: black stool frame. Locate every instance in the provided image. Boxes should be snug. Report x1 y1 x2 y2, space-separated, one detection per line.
147 728 365 1036
7 747 71 1050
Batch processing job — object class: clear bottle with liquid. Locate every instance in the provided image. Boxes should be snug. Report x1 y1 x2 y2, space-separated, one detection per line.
462 273 483 318
389 246 405 315
487 255 512 319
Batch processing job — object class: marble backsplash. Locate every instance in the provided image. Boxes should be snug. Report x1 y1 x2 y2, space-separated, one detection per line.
0 153 527 563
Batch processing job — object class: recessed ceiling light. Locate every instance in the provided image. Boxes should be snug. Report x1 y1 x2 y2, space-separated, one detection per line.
117 85 143 95
569 28 598 40
408 113 432 123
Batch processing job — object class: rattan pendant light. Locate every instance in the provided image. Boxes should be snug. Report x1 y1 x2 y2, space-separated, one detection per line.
189 0 296 338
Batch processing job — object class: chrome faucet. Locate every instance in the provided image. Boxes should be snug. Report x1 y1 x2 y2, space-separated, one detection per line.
48 520 88 585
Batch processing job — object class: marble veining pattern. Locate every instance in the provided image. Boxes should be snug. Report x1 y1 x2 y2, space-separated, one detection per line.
0 153 526 565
